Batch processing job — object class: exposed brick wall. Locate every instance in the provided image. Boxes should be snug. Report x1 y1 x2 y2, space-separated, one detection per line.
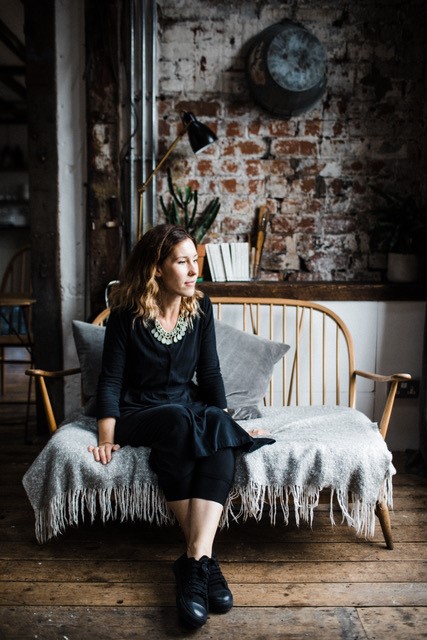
156 0 427 281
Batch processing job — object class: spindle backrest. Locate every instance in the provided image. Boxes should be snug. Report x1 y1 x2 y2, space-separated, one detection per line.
210 297 356 409
92 297 356 408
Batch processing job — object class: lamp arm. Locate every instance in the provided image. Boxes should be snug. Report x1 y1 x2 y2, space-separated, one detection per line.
138 125 190 196
137 123 190 240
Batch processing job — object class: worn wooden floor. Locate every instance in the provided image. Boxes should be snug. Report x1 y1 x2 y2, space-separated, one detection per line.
0 359 426 639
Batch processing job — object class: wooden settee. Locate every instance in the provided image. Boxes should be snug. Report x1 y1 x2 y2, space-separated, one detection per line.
23 297 410 548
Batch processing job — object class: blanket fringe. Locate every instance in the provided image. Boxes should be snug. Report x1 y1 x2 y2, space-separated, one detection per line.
34 483 173 544
220 477 393 540
34 476 394 545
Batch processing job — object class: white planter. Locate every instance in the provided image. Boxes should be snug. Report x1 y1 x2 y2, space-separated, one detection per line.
387 252 418 283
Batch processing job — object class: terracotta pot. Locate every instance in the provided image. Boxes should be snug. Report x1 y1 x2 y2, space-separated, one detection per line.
197 244 206 280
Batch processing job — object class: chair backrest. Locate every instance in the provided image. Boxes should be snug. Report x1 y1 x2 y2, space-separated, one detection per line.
0 247 32 338
210 297 356 409
92 297 357 409
1 246 32 294
92 307 110 326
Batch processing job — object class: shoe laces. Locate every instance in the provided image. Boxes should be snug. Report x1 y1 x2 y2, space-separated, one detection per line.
209 556 228 588
185 558 209 600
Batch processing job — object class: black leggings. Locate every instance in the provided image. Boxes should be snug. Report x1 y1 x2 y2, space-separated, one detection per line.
151 446 235 503
115 405 236 505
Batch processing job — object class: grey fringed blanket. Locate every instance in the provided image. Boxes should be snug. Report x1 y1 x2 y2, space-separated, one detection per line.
22 405 395 544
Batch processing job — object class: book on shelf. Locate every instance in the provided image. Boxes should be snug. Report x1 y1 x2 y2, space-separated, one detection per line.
205 242 250 282
220 243 233 280
205 244 225 282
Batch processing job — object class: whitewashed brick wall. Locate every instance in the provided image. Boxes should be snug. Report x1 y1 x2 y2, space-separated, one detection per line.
155 0 427 282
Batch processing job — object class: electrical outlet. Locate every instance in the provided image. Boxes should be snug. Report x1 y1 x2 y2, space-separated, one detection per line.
390 379 420 399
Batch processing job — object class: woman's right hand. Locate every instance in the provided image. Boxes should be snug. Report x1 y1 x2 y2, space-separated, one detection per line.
88 442 121 465
248 428 270 437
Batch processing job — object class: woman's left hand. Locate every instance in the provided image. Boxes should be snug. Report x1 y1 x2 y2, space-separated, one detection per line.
88 442 121 464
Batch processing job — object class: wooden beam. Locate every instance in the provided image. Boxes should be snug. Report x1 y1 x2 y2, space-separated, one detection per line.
25 0 64 428
85 0 123 316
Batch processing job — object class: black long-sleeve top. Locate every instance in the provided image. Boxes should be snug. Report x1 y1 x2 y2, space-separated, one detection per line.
97 295 227 419
96 294 275 457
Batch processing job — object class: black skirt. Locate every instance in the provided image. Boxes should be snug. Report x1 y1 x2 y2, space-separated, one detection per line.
115 384 275 458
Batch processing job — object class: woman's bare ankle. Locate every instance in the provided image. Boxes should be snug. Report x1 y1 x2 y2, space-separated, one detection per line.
187 543 212 560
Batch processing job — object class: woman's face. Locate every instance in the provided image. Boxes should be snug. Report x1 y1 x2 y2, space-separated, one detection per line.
155 238 198 298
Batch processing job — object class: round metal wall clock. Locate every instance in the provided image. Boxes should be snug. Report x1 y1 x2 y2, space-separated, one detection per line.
246 19 327 119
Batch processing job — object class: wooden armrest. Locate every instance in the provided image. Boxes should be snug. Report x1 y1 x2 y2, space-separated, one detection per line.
25 367 82 436
25 367 81 379
353 370 412 440
354 370 411 383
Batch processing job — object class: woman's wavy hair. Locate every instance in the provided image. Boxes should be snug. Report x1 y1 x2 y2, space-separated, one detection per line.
109 224 203 323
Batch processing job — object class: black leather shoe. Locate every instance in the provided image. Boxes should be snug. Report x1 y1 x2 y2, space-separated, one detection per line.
173 553 210 628
208 554 233 613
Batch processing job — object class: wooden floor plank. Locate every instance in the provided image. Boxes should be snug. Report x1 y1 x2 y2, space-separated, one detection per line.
358 607 427 640
1 499 426 549
2 522 426 547
1 559 426 584
1 540 426 562
2 581 427 608
0 606 369 640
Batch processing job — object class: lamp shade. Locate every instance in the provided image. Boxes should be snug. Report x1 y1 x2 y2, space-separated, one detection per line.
181 111 217 154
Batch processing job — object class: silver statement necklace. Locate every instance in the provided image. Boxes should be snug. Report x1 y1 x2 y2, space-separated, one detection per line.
151 315 188 345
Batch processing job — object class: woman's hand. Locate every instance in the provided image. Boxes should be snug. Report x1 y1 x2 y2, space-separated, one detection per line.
88 441 121 465
91 417 119 464
248 428 270 437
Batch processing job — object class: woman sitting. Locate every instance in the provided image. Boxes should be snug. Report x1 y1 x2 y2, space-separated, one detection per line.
88 224 273 628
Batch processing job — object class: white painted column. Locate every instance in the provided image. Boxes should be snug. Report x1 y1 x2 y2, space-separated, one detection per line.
55 0 87 415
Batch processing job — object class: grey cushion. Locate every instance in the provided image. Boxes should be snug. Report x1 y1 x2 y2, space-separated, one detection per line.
72 320 105 399
214 319 289 415
72 317 289 417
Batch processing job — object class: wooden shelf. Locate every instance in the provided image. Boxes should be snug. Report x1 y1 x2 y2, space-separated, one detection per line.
199 280 427 301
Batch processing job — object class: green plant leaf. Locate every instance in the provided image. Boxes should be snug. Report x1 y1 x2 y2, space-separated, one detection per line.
160 169 220 243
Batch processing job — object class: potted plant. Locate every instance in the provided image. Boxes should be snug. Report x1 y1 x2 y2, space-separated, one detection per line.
369 189 427 283
159 168 221 277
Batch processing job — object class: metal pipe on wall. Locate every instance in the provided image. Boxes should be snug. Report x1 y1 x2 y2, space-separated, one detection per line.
124 0 157 247
128 0 137 244
139 0 157 242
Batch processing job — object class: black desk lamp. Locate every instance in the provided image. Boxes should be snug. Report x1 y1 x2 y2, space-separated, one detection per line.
137 111 217 239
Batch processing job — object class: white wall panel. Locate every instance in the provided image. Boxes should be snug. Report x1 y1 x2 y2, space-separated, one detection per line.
215 299 425 452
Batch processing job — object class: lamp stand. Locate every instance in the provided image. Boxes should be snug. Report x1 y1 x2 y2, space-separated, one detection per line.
137 123 190 241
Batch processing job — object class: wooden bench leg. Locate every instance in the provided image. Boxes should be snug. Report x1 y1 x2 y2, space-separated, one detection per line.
375 501 394 550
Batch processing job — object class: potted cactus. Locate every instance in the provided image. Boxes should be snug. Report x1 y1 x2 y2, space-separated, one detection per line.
159 168 220 243
159 168 221 278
